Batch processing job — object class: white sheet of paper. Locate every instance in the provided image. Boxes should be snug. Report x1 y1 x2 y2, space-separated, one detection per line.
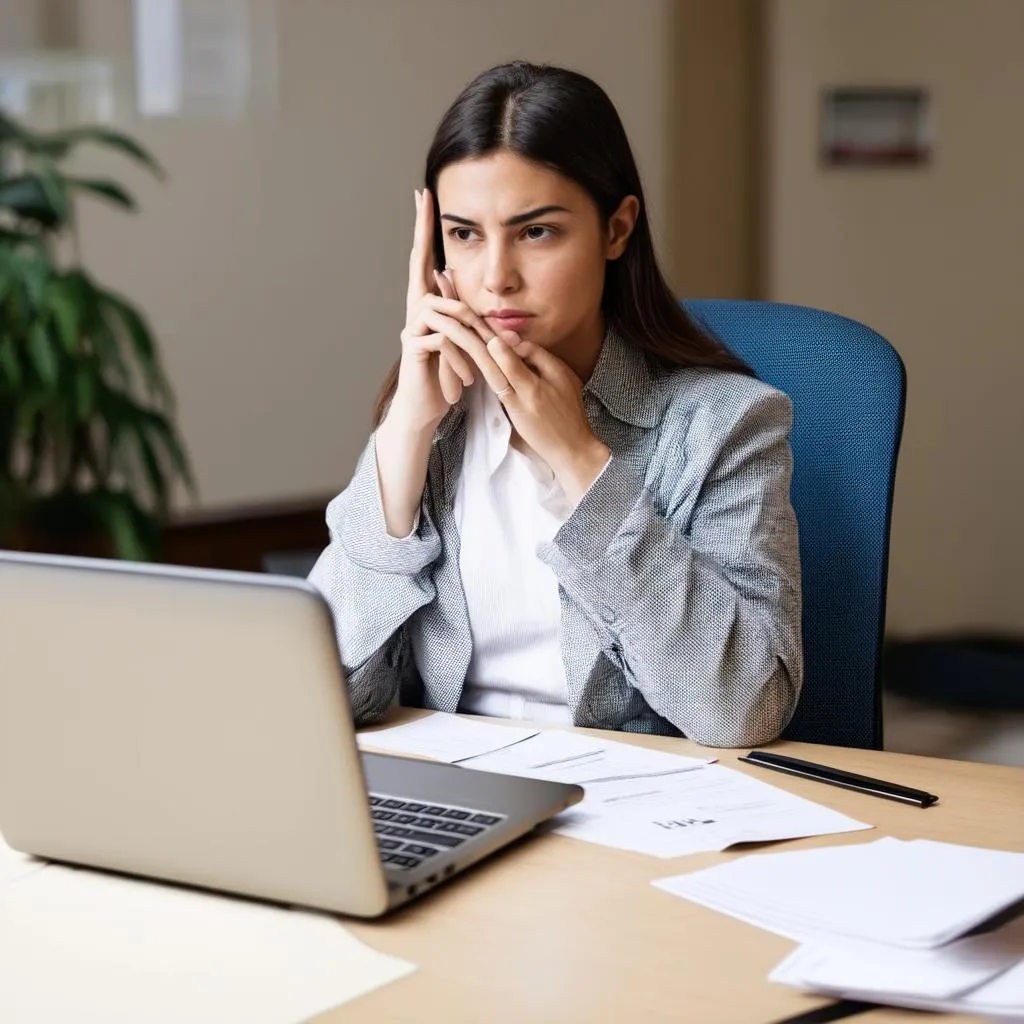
771 938 1024 1017
655 838 1024 948
463 732 865 857
0 866 415 1023
459 728 714 780
770 914 1024 1001
554 765 871 857
357 713 538 763
0 829 47 886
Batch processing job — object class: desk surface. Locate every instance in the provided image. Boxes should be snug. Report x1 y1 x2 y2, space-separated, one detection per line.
335 711 1024 1024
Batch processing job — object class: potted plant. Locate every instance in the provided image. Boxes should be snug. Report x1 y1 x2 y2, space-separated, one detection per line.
0 109 193 561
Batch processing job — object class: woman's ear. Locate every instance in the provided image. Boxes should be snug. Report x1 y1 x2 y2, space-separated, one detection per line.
605 195 640 260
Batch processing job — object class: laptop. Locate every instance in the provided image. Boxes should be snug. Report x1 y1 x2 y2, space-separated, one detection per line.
0 550 583 917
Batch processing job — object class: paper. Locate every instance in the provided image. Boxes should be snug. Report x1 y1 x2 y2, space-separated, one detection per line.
459 728 714 779
552 765 871 857
0 829 47 886
770 937 1024 1015
357 713 538 763
769 913 1024 1001
462 731 865 858
0 866 416 1023
654 838 1024 948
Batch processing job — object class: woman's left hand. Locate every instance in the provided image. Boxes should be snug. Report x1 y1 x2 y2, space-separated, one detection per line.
484 335 612 505
433 269 610 503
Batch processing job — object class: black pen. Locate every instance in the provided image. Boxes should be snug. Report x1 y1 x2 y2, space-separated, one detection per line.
737 751 939 807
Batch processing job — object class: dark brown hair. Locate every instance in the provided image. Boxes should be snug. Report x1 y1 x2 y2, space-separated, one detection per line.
373 61 750 425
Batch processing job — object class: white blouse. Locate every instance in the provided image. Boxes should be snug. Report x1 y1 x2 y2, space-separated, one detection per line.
449 383 574 724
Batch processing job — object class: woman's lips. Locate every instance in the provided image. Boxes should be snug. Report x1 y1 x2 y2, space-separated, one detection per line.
485 314 533 332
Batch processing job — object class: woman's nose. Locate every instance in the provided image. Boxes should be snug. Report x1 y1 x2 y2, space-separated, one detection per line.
483 242 520 295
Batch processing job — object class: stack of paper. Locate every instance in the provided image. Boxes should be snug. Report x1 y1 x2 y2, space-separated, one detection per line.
770 926 1024 1016
654 837 1024 1016
0 865 416 1023
462 730 870 858
357 713 539 762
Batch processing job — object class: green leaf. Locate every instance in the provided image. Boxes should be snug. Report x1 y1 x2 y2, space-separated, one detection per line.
34 162 71 221
20 125 165 179
92 491 158 561
62 271 127 384
98 496 147 561
15 249 50 307
143 409 194 493
27 322 59 386
67 176 137 212
0 112 28 144
74 368 96 419
0 174 68 229
45 277 81 353
0 335 22 388
99 289 170 401
0 227 39 247
134 430 169 513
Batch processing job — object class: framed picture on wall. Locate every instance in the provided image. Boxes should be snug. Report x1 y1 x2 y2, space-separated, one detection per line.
821 87 931 167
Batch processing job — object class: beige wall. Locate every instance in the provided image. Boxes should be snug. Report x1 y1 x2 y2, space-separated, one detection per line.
764 0 1024 634
65 0 676 512
665 0 761 299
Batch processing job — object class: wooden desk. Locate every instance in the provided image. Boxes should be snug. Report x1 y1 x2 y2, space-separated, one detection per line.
331 711 1024 1024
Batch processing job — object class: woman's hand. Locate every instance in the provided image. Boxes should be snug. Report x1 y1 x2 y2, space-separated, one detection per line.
375 188 504 537
486 337 612 504
431 272 611 505
387 188 479 435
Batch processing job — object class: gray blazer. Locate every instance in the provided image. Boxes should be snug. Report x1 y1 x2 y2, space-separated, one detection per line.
309 328 803 747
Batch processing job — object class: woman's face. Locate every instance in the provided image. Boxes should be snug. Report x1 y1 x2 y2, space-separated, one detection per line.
436 150 636 375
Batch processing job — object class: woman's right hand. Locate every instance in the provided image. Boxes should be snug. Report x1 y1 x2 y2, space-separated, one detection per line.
375 188 495 537
387 188 477 434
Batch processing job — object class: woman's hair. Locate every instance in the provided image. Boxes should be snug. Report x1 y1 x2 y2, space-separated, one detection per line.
373 61 751 425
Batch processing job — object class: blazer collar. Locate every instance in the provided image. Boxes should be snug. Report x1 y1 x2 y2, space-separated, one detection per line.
583 324 666 429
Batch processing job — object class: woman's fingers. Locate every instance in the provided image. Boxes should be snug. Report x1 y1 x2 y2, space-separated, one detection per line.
406 188 436 321
419 308 510 393
484 335 536 398
401 329 476 386
434 268 456 302
437 353 465 405
423 290 497 343
438 341 475 386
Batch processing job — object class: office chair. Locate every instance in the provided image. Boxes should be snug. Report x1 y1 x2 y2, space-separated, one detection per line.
683 300 906 749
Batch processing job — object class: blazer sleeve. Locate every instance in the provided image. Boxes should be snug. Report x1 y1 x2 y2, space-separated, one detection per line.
307 433 441 725
539 384 803 747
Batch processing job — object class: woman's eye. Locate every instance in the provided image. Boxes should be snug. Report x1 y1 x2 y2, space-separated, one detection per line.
448 227 476 242
524 225 556 241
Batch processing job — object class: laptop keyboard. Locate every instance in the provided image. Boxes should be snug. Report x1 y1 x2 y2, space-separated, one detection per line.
369 794 506 871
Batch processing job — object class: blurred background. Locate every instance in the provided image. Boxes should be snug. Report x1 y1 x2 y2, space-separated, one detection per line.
1 0 1021 763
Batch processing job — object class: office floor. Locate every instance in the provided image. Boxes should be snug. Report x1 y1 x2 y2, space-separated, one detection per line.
883 691 1024 767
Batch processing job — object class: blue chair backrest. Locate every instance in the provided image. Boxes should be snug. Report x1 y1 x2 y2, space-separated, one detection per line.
683 300 906 748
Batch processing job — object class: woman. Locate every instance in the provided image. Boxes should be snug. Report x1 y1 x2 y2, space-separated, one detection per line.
309 61 802 746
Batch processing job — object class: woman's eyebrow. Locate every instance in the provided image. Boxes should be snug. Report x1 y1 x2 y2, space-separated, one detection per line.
440 205 571 228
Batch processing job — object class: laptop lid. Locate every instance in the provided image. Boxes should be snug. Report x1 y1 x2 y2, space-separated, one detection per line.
0 551 392 916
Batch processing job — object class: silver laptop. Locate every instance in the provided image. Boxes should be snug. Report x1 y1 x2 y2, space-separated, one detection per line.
0 550 582 917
